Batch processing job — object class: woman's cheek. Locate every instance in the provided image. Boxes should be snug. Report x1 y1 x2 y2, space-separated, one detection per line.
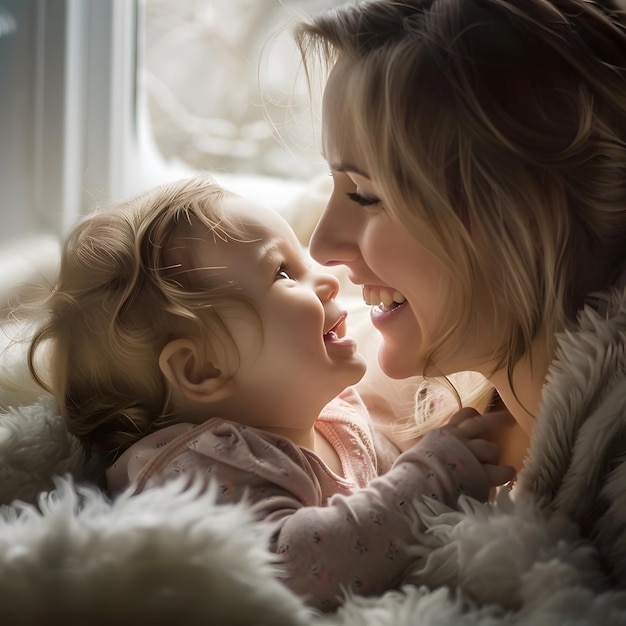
362 225 398 278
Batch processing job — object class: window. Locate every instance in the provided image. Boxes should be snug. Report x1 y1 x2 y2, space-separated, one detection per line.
0 0 333 240
0 0 332 301
0 0 142 244
144 0 333 182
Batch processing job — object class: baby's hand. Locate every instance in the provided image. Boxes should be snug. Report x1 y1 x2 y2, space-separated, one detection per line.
444 407 517 488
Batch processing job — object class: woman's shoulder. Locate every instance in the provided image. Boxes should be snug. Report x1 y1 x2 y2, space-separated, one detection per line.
522 279 626 492
519 279 626 582
582 266 626 321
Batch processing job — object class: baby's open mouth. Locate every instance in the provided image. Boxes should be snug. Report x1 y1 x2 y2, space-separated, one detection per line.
323 313 347 341
362 286 406 313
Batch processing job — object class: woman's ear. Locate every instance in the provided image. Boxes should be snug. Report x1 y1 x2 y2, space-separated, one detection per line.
159 338 234 404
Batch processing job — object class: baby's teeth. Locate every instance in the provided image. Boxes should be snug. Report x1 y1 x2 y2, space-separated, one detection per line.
392 292 406 304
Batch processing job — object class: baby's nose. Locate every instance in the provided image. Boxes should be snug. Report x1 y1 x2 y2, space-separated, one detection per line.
314 273 340 302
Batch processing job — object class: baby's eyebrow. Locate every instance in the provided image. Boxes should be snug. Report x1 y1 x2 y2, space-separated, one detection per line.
258 239 279 261
259 238 308 270
258 241 284 276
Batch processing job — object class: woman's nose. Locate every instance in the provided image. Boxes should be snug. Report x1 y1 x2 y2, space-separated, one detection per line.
314 272 340 302
309 192 361 268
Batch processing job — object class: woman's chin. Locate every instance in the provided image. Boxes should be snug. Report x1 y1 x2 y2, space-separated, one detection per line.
377 344 422 380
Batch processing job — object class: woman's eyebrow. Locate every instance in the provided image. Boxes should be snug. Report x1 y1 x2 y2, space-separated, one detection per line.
329 162 370 178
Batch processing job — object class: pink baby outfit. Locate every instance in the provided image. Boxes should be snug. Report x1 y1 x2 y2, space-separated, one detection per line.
107 388 490 611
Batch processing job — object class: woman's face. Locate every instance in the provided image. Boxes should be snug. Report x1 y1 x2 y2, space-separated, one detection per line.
311 60 490 379
310 170 447 379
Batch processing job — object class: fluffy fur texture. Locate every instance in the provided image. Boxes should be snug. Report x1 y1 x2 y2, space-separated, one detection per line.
1 290 626 624
0 396 83 506
0 473 310 625
1 176 624 622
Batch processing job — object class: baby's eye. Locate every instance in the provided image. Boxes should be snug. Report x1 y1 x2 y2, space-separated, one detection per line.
275 263 293 281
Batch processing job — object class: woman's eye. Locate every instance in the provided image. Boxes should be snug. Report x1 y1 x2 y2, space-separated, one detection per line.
347 191 381 207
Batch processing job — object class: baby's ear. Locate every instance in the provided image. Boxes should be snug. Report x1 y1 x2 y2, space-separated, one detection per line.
159 338 234 404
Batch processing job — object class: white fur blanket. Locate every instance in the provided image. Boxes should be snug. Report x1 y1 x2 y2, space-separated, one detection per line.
2 397 626 625
2 174 626 624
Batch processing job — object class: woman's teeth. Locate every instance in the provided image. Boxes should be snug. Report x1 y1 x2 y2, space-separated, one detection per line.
363 287 406 312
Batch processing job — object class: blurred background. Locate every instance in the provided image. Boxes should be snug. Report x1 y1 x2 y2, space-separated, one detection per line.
0 0 336 300
145 0 333 180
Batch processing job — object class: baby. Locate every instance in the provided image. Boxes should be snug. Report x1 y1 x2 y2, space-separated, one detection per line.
28 175 513 611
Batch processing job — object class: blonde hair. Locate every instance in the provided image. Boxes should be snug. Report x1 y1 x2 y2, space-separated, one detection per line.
295 0 626 428
26 176 255 462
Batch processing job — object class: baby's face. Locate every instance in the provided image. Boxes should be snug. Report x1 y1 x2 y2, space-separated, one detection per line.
187 195 366 430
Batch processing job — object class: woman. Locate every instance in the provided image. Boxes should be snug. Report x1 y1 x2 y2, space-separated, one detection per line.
294 0 626 602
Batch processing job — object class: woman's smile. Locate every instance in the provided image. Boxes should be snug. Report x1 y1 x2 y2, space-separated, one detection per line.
362 285 407 312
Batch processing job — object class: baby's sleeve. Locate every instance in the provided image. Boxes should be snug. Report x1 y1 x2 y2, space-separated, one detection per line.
269 425 489 611
131 418 487 612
